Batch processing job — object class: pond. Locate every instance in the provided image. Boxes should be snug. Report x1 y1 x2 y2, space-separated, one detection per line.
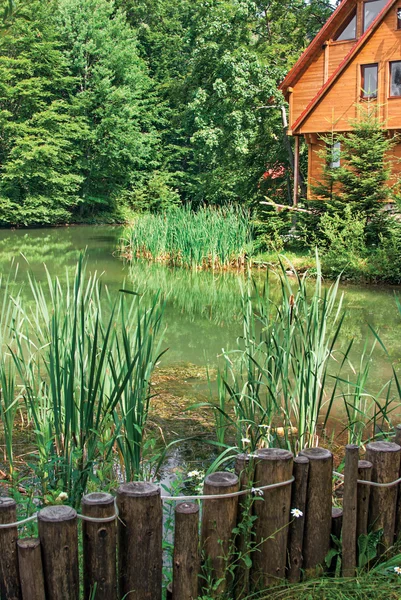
0 225 400 473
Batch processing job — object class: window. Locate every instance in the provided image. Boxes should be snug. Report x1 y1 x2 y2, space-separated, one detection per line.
361 64 378 99
397 7 401 28
363 0 387 31
335 11 357 40
330 142 341 168
390 61 401 96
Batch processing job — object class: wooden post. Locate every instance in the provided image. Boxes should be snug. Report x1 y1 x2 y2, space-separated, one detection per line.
366 441 401 551
234 454 253 598
328 508 343 576
299 447 333 575
116 482 162 600
287 455 309 583
201 472 239 596
342 444 359 577
82 492 117 600
395 425 401 539
293 136 300 206
0 497 21 600
251 448 293 589
357 460 372 540
172 502 199 600
17 539 46 600
38 505 79 600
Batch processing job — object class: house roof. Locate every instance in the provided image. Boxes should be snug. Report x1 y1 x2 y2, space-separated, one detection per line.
290 0 397 133
279 0 358 95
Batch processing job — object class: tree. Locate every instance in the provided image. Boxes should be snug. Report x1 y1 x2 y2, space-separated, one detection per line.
0 1 87 225
312 105 400 245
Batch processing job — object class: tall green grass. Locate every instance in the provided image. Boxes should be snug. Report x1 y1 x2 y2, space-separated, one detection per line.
201 255 399 456
120 204 254 269
0 257 166 506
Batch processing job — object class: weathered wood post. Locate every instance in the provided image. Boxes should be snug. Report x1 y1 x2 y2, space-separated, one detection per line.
172 502 200 600
116 482 163 600
394 425 401 539
366 441 401 552
357 460 372 540
328 508 343 576
82 492 117 600
17 539 46 600
299 447 333 575
201 472 239 596
37 505 79 600
251 448 293 589
234 453 253 598
287 455 309 583
0 497 21 600
342 444 359 577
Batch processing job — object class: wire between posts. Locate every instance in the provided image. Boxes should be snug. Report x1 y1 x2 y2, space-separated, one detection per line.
333 470 401 488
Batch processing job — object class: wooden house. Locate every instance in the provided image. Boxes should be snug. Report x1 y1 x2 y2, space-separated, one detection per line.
279 0 401 202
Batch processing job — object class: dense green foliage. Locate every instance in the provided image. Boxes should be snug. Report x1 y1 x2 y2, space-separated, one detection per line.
0 0 332 224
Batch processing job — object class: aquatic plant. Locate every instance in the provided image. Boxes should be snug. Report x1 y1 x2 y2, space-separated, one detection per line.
120 204 254 269
1 257 166 506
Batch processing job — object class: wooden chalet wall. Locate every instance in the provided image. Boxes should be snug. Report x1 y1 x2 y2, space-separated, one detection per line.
280 0 401 199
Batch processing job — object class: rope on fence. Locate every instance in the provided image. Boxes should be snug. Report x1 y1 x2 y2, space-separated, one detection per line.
333 471 401 488
1 470 401 529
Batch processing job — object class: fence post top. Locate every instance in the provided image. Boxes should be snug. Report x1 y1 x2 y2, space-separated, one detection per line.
117 482 160 497
82 492 114 506
294 455 309 465
257 448 293 461
175 502 199 515
17 537 40 549
332 507 343 518
38 505 77 522
358 459 373 469
204 472 239 487
299 447 332 461
0 497 16 509
366 441 401 453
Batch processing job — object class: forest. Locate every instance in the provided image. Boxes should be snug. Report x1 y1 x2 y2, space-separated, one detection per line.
0 0 333 225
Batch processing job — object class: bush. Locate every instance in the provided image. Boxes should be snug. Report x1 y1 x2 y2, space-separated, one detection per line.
318 206 367 280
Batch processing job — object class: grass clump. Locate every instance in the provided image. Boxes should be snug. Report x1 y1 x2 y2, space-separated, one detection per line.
120 204 254 270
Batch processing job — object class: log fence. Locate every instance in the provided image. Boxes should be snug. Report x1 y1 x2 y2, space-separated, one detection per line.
0 440 401 599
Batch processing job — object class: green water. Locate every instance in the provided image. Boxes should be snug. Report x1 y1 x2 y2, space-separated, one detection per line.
0 225 400 473
0 225 400 379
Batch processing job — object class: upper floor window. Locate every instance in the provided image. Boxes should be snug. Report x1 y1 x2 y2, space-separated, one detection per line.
330 142 341 168
361 64 378 99
397 7 401 28
390 61 401 96
335 11 357 40
363 0 387 32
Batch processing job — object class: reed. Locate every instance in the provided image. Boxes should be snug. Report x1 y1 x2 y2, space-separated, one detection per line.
120 204 254 269
3 256 165 506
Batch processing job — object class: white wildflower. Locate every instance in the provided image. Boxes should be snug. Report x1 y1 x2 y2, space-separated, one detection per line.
187 470 202 479
241 438 251 444
251 487 264 496
394 566 401 575
291 508 303 518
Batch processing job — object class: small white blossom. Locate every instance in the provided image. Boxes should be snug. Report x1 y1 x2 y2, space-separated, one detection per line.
291 508 303 518
251 487 264 496
56 492 68 503
241 438 251 444
394 566 401 575
187 470 202 479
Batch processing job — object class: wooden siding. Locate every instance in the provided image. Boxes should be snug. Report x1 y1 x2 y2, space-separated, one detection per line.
290 53 325 126
299 6 401 134
307 139 401 198
327 41 355 78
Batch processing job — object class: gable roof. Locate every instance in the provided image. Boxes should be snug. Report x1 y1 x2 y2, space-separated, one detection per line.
290 0 397 134
279 0 357 96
